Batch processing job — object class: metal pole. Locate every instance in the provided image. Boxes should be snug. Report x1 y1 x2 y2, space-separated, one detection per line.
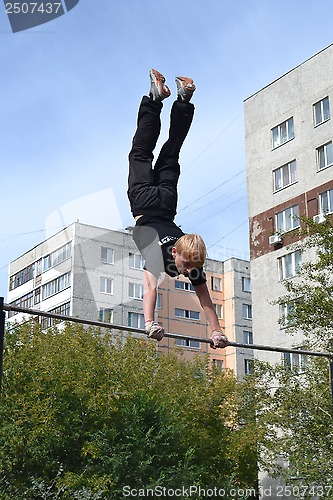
3 302 332 358
0 297 5 393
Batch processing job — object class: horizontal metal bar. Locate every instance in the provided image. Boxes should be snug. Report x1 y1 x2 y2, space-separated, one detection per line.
162 333 331 358
3 303 144 334
2 302 332 359
226 340 331 359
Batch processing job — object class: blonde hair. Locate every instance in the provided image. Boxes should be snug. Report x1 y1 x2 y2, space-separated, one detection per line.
174 234 206 268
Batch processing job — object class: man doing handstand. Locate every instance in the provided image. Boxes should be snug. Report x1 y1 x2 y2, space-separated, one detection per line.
127 69 228 349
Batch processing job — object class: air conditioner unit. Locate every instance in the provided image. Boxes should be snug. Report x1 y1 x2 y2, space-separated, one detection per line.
313 213 326 224
269 233 283 245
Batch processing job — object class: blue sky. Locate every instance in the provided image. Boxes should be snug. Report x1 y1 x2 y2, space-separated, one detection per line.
1 0 333 298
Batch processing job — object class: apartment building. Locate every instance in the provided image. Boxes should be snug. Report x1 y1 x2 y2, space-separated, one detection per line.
7 222 144 331
244 43 333 365
7 221 252 377
244 43 333 498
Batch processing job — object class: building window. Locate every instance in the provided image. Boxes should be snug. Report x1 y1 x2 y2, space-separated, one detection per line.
42 272 71 300
242 277 251 292
100 277 113 294
244 359 253 375
129 282 143 300
273 160 297 192
313 96 330 126
34 287 41 305
175 308 200 320
214 303 223 319
271 117 294 149
175 338 200 349
211 276 222 292
99 308 113 323
242 304 252 320
320 188 333 214
175 280 195 292
212 359 224 372
283 352 306 371
128 312 145 329
43 242 71 272
276 205 300 233
9 264 34 290
36 259 42 276
8 292 34 317
129 252 144 270
41 302 70 328
54 302 70 316
278 251 302 280
101 247 114 264
317 141 333 171
279 302 296 328
243 330 253 344
20 292 34 309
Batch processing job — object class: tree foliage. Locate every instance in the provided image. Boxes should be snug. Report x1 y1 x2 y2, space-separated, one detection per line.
246 358 333 493
252 216 333 493
0 322 259 499
4 218 332 498
277 216 333 350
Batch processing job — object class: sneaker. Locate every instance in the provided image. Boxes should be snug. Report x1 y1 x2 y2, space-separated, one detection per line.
149 69 171 101
175 76 196 102
145 320 165 341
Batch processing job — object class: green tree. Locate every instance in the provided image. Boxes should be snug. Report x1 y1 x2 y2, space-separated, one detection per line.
277 216 333 350
247 357 333 495
249 217 333 494
0 321 259 499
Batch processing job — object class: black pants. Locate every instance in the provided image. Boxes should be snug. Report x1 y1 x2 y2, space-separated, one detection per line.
128 96 194 219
